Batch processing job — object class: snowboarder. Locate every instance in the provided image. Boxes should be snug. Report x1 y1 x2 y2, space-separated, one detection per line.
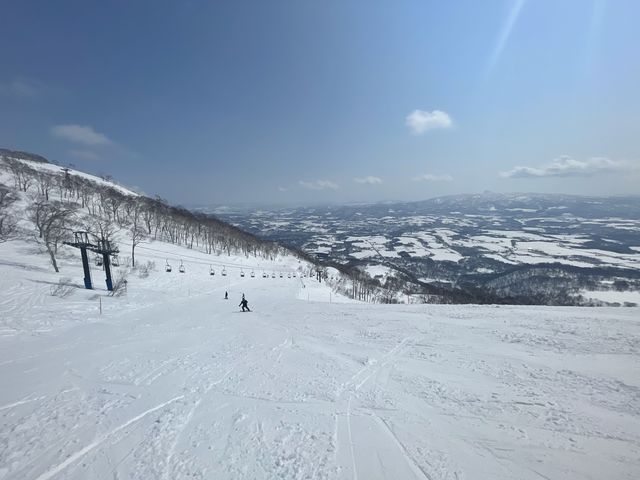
224 291 228 300
239 295 250 312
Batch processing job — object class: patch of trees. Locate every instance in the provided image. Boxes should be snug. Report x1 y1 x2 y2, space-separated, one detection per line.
0 183 17 242
27 195 77 272
0 148 49 164
477 264 640 305
0 155 293 274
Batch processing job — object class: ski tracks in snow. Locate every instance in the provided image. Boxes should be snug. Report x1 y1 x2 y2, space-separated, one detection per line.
120 327 298 479
33 394 185 480
334 336 431 480
370 413 433 480
4 275 638 480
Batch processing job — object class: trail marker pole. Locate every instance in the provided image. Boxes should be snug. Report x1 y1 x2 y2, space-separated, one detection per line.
99 296 102 315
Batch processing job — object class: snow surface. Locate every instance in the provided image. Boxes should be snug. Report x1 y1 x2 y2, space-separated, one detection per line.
449 230 640 270
1 240 640 479
580 290 640 306
363 264 395 280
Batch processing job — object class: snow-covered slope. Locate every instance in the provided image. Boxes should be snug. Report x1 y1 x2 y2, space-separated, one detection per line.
1 236 639 479
1 152 639 479
1 154 139 197
0 235 319 334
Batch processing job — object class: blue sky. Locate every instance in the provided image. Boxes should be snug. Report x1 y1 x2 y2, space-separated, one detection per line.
1 0 638 205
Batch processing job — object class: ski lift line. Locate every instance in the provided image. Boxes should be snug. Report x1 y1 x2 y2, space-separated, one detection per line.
155 253 294 273
136 245 298 273
135 244 305 272
142 248 310 277
136 245 283 269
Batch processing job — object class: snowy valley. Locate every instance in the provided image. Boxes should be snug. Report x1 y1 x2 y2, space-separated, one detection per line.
214 195 640 306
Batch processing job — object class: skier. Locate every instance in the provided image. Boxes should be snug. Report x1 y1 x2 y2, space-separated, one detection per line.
239 295 250 312
224 291 228 300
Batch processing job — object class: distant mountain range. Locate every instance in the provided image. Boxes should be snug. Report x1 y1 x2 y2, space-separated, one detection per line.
377 192 640 219
198 191 640 219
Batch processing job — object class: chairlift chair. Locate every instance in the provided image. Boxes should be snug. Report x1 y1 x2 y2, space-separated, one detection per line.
111 255 120 267
262 271 267 278
165 260 172 272
95 255 103 267
210 265 215 276
222 267 227 276
271 272 276 278
179 260 185 273
240 269 245 278
287 273 291 279
250 270 255 278
279 272 283 278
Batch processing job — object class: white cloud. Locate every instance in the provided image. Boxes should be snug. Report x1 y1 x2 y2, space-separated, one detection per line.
412 173 453 182
51 124 113 146
277 186 287 192
354 176 383 185
69 149 100 161
405 110 453 135
0 79 42 98
299 180 339 191
500 156 636 178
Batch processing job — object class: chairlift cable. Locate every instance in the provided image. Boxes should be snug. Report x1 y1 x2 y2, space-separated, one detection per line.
136 244 298 273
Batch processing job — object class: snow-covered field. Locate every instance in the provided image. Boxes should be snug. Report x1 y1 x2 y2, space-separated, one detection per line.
223 204 640 279
1 241 640 479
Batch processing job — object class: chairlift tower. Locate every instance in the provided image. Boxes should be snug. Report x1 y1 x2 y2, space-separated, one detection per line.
94 238 119 291
64 231 94 289
64 231 119 291
61 167 71 193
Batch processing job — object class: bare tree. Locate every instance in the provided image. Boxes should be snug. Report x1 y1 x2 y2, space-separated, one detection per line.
28 197 77 272
35 171 56 201
4 158 35 192
109 269 129 297
0 183 17 242
86 217 116 245
127 199 147 267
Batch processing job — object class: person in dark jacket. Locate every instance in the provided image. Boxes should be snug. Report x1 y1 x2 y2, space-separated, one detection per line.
239 295 250 312
224 291 228 300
